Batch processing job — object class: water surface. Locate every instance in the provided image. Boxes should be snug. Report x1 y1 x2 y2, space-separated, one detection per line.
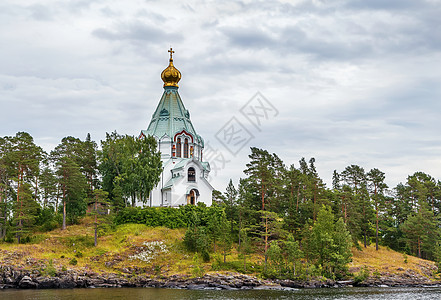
1 287 441 300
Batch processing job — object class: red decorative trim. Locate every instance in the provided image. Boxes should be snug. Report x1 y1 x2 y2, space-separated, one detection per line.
174 130 194 143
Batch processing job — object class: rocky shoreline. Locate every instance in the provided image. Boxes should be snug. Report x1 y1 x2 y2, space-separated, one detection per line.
0 266 440 290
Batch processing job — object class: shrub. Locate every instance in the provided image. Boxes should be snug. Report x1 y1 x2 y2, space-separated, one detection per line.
354 266 369 284
113 205 224 229
63 235 94 249
41 260 57 277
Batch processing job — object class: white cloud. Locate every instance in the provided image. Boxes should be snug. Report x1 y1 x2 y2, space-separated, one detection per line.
1 0 441 192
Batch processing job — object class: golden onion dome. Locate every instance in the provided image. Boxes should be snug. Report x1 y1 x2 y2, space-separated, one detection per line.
161 48 181 87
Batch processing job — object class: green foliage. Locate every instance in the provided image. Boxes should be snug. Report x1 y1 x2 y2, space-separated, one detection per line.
62 235 95 249
212 259 262 274
114 205 224 229
354 266 370 284
97 222 113 237
99 132 162 208
29 234 50 244
183 225 210 262
285 234 303 277
51 136 91 229
403 253 408 264
191 254 205 278
400 202 439 259
4 133 441 281
40 259 57 277
69 258 78 265
36 207 61 232
304 206 352 278
264 240 284 278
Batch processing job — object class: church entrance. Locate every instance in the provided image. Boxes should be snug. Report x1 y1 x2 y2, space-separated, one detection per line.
187 189 198 205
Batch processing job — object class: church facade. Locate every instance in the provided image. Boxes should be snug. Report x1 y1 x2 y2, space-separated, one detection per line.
139 49 213 207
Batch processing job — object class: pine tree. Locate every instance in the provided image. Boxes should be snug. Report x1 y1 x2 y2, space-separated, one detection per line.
0 136 12 238
340 165 369 247
244 147 284 269
39 165 58 209
51 137 88 229
8 132 43 242
367 168 388 250
401 202 438 259
91 189 109 246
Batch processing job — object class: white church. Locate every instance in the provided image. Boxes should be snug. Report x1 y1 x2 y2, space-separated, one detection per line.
139 48 213 207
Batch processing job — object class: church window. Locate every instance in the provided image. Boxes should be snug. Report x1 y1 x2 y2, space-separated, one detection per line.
184 138 189 158
188 167 196 182
176 138 181 157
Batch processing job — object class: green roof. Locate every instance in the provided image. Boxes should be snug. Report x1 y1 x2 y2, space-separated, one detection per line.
141 86 203 144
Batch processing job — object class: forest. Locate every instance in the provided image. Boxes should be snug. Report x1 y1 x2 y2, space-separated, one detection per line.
1 131 441 279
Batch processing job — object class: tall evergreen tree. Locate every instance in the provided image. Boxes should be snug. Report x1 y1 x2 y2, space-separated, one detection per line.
244 147 284 268
51 137 88 229
367 168 388 250
8 132 44 242
340 165 369 247
401 202 438 259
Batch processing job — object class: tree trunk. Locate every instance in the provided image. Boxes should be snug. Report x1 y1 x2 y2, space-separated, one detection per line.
94 200 98 247
296 185 300 212
418 236 421 258
34 176 38 202
363 194 367 248
17 166 23 243
62 184 66 230
55 184 60 212
375 185 379 251
94 222 98 247
313 182 317 221
264 216 268 272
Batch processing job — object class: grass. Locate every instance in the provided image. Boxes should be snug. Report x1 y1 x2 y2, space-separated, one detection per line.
350 243 438 280
0 219 196 276
0 219 438 281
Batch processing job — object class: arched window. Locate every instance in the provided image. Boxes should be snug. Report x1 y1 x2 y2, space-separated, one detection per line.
184 138 189 158
188 167 195 182
176 138 181 157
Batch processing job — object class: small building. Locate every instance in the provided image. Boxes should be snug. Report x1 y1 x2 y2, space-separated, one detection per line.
139 49 213 207
87 201 110 215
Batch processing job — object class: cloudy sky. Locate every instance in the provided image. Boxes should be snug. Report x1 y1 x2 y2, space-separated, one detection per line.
1 0 441 191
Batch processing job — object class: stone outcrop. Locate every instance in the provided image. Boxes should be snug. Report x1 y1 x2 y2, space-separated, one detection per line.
0 265 439 290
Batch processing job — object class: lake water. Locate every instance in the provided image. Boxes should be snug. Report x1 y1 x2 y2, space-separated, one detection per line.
1 287 441 300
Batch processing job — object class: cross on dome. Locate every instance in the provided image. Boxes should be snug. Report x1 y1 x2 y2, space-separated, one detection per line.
161 48 181 87
168 47 175 60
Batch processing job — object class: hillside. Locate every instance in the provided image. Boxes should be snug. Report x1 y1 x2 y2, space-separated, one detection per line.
349 243 439 285
0 218 439 288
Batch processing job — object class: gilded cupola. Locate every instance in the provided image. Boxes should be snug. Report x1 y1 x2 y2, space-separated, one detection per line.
161 48 181 87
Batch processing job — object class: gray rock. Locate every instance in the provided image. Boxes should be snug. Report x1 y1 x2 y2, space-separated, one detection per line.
59 279 76 289
0 284 15 289
35 276 60 289
19 276 38 289
187 284 206 290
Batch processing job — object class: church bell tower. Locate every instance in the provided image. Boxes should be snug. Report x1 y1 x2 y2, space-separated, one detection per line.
140 49 213 207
